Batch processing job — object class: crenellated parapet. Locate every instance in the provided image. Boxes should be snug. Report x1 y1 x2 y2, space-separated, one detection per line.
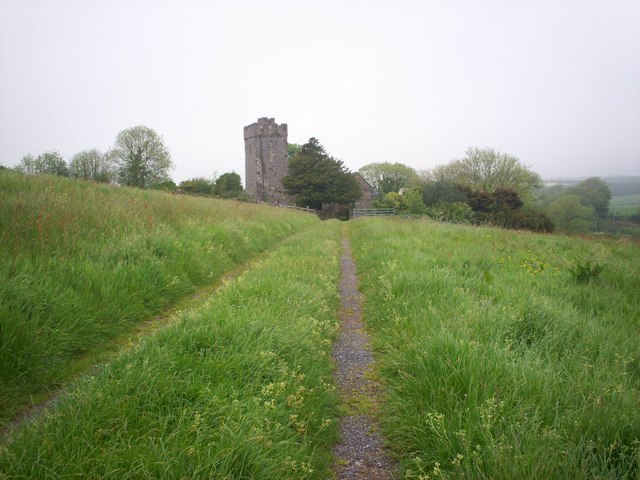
244 117 290 204
244 117 288 141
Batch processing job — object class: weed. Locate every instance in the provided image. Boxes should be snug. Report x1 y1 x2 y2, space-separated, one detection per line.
569 260 604 284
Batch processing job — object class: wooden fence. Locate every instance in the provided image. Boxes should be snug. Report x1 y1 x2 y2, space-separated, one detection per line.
275 204 316 214
353 208 396 218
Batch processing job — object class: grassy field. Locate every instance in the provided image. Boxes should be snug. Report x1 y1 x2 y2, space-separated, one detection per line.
3 172 640 478
349 218 640 479
0 221 343 479
610 194 640 215
0 170 317 425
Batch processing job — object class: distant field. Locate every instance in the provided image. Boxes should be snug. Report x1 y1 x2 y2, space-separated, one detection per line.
350 218 640 479
610 194 640 215
0 170 317 425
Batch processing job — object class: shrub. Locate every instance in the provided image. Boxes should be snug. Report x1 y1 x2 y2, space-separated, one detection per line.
426 202 474 224
511 210 555 232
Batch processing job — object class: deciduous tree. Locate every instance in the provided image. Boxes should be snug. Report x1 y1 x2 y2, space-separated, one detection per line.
432 147 541 197
69 149 114 183
288 143 302 159
358 162 419 194
548 194 595 232
214 172 243 197
17 151 69 177
421 180 468 207
110 126 173 188
178 177 214 195
571 177 611 219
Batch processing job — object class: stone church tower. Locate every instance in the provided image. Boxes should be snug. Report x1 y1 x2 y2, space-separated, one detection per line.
244 117 289 203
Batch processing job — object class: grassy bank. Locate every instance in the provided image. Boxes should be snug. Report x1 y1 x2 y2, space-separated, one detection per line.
349 218 640 479
0 170 317 424
0 221 342 478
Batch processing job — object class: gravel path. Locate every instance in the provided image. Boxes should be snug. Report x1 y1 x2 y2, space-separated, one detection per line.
333 239 396 479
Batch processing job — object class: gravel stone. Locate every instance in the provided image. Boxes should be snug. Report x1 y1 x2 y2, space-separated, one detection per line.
333 239 396 479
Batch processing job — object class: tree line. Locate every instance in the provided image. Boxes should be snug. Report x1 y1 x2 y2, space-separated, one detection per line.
12 125 243 199
260 136 620 233
356 148 617 234
8 127 628 234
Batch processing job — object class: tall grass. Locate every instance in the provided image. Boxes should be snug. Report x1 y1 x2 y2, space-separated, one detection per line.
0 170 317 424
0 221 342 479
349 218 640 479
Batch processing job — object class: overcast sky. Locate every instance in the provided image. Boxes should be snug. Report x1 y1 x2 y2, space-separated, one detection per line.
1 0 639 184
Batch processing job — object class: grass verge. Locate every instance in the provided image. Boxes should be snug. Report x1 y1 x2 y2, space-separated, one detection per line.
348 218 640 479
0 170 317 425
0 221 342 479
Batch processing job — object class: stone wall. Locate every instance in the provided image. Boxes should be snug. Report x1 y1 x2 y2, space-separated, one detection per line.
244 117 289 204
352 172 380 208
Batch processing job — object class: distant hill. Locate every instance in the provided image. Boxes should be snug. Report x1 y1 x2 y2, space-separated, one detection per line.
544 176 640 197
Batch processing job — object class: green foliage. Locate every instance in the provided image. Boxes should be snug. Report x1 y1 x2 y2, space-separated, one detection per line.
110 125 173 188
374 192 402 209
16 154 37 174
548 194 596 232
0 222 340 479
538 183 569 207
68 149 114 183
422 180 468 207
401 188 427 214
358 162 419 194
571 177 611 219
510 208 555 233
149 179 177 191
426 202 474 223
569 260 604 284
422 182 551 231
0 169 318 424
494 187 524 211
432 147 542 197
349 218 640 479
490 188 523 227
214 171 243 198
540 178 611 231
283 138 361 210
176 173 244 199
463 187 494 213
178 176 214 195
17 151 69 177
421 176 550 232
288 143 302 159
374 189 426 214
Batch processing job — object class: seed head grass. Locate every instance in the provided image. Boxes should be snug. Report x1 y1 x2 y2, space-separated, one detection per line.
0 170 317 424
1 221 342 479
348 218 640 479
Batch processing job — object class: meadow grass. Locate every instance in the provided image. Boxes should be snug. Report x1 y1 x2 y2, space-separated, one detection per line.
0 221 342 479
348 218 640 479
610 194 640 215
0 170 317 424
